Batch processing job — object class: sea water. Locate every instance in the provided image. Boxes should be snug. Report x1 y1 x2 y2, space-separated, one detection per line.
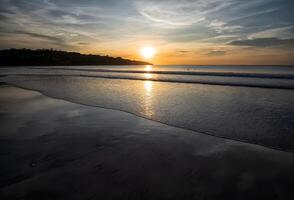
1 65 294 151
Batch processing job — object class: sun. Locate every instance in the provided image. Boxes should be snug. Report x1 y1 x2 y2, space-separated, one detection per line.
141 46 156 59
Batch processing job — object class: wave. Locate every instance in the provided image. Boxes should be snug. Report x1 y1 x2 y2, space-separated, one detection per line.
5 73 294 89
32 67 294 79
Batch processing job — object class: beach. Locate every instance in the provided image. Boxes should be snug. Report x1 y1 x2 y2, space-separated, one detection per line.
1 84 294 199
1 0 294 198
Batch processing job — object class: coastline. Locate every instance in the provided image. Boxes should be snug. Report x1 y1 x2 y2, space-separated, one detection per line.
1 84 294 199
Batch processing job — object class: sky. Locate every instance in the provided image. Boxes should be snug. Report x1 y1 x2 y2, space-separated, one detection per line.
0 0 293 65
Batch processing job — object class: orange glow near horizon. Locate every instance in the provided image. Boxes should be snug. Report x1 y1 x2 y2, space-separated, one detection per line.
81 43 294 65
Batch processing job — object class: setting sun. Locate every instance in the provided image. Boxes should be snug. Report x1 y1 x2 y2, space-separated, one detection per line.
141 47 156 59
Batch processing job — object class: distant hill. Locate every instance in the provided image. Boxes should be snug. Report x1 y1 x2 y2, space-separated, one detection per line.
0 49 152 66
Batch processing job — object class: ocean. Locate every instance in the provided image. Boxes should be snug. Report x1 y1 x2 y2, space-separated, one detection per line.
1 65 294 151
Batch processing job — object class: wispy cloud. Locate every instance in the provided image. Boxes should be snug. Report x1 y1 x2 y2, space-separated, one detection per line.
229 37 294 47
205 50 226 56
249 26 294 39
135 0 232 26
14 31 64 44
208 20 242 33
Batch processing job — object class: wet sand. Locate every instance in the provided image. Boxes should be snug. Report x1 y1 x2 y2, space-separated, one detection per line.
1 85 294 199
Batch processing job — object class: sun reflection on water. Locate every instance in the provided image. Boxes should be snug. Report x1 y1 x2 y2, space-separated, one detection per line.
143 80 154 118
144 80 153 93
144 73 152 79
144 65 152 71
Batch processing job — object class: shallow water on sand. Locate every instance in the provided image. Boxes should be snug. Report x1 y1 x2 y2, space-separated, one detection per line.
2 70 294 151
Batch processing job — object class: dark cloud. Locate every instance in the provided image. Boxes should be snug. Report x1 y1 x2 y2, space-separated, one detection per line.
78 42 89 46
178 50 190 53
15 31 64 44
0 8 15 14
4 0 49 11
46 10 99 22
206 50 226 56
0 14 9 20
48 0 129 8
229 37 294 47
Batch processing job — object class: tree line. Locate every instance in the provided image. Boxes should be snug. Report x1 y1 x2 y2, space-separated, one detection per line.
0 49 151 66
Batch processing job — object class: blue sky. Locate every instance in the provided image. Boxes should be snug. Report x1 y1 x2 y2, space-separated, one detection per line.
0 0 293 64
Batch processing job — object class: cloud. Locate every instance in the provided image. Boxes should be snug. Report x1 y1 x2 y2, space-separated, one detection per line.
208 19 242 33
0 7 15 14
249 26 294 40
229 37 294 47
0 29 72 49
206 50 226 56
15 31 64 44
0 14 9 20
139 11 199 26
178 50 190 53
78 42 89 46
135 0 232 26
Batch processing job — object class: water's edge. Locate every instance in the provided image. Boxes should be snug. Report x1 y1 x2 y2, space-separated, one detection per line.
2 80 294 154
